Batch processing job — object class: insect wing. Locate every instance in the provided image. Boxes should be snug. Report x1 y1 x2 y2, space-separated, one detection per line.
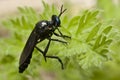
19 28 38 73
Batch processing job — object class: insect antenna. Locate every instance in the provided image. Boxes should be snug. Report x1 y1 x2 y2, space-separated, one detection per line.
58 5 67 18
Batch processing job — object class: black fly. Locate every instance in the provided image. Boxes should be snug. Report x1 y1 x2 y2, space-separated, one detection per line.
19 5 70 73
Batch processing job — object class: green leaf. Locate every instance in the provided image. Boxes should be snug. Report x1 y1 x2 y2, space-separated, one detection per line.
93 35 102 49
42 0 49 10
18 7 25 13
67 16 80 30
100 35 107 45
86 23 101 42
85 11 99 24
102 26 112 34
76 15 85 35
0 55 15 64
84 11 91 23
100 48 109 54
15 18 21 27
25 7 30 13
14 32 22 40
92 11 99 17
29 7 36 14
104 39 113 45
10 19 17 25
21 16 27 27
99 48 109 58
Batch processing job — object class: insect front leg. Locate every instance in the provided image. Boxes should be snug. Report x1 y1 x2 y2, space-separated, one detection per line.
54 28 71 39
50 38 67 44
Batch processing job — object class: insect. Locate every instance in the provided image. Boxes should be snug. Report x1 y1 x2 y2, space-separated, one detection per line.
19 5 70 73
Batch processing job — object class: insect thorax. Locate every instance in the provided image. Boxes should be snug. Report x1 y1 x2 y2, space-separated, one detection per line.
35 21 55 38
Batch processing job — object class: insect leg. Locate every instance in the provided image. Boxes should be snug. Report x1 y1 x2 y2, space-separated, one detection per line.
35 39 64 69
35 39 51 61
54 28 71 39
35 46 43 53
35 46 64 69
53 32 70 38
50 38 67 44
45 55 64 69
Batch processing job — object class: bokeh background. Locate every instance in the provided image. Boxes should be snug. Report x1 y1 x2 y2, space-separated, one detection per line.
0 0 120 80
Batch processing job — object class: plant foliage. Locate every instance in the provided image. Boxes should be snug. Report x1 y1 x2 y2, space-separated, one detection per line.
0 1 119 80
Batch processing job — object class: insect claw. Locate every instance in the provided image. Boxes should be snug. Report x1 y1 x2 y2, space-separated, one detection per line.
68 36 71 39
63 42 68 45
65 42 68 45
62 65 64 69
62 35 71 39
44 56 47 62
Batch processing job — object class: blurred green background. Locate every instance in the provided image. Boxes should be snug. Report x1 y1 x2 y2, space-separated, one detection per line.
0 0 120 80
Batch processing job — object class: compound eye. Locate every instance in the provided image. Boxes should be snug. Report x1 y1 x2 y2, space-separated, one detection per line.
55 18 60 26
51 15 61 27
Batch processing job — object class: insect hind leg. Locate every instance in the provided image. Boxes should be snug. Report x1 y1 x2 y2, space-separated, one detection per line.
45 55 64 69
35 46 64 69
35 46 46 62
35 39 64 69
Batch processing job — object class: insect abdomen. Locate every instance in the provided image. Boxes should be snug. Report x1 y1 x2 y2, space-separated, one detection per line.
19 53 32 73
